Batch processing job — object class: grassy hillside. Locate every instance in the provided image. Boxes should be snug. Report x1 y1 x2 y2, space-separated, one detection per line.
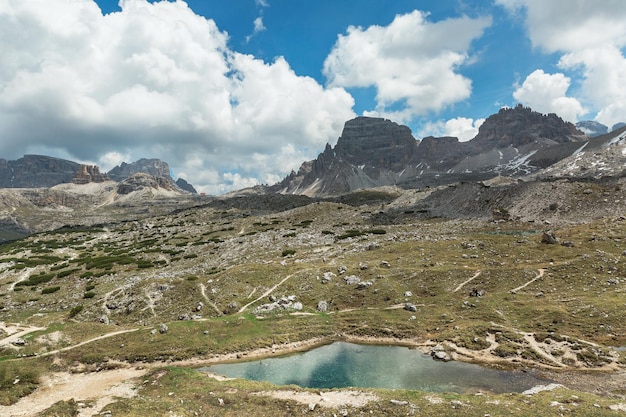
1 191 625 415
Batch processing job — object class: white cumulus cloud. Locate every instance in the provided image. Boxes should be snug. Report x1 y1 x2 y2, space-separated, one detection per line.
513 69 585 122
497 0 626 127
0 0 355 194
419 117 485 142
323 10 492 123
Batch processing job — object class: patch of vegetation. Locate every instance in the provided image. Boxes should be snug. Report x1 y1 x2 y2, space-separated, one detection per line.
0 361 41 405
68 305 84 319
41 286 61 295
15 273 55 287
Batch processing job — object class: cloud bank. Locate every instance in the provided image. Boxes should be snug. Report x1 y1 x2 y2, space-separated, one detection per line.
498 0 626 126
323 10 492 123
0 0 354 194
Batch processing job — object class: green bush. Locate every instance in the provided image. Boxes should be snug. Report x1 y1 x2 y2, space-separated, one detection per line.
282 249 296 257
68 305 84 319
41 286 61 295
83 291 96 299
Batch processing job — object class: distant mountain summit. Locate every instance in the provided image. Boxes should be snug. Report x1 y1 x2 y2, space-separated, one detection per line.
0 155 196 193
0 155 107 188
107 158 172 182
271 105 587 196
576 121 608 137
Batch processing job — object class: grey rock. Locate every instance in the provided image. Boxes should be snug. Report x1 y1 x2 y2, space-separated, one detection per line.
317 301 328 312
321 272 335 284
404 303 417 312
541 231 559 244
344 275 361 285
431 344 452 361
159 323 168 334
12 338 26 346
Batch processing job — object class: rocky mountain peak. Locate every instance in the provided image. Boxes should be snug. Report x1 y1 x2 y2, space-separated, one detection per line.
0 155 84 188
334 117 418 169
471 104 583 150
107 158 172 181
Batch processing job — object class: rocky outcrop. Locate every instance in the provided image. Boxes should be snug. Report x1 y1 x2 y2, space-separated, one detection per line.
72 164 108 184
107 158 172 182
116 173 176 195
471 105 583 151
176 178 198 194
0 155 85 188
108 159 198 194
333 117 418 170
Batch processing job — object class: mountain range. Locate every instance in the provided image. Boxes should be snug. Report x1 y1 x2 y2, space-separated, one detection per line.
269 105 626 196
1 105 625 201
0 156 197 194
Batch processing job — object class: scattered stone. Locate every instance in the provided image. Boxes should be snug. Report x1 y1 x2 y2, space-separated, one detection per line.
390 400 409 406
203 330 209 335
344 275 361 285
469 288 485 297
178 314 191 321
404 291 412 297
269 295 277 302
150 329 157 335
196 302 204 312
317 301 328 312
357 281 373 289
522 383 564 395
338 265 348 275
380 261 391 268
159 323 168 334
292 302 303 310
12 338 26 346
583 188 593 195
430 344 452 362
321 272 335 284
404 303 417 312
308 403 317 411
359 262 368 270
99 315 110 325
541 231 559 244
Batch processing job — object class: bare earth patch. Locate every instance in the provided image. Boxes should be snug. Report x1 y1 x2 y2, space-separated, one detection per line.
253 389 378 409
0 368 146 417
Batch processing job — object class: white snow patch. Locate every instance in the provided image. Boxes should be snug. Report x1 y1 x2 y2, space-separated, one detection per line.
572 142 588 156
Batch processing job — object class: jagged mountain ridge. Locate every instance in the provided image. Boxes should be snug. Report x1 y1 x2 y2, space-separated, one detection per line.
0 155 197 194
0 155 106 188
272 105 588 196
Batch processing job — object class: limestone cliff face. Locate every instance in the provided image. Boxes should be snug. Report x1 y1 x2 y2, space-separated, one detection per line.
107 158 172 182
72 165 108 184
272 106 591 197
470 104 583 151
0 155 85 188
333 117 418 170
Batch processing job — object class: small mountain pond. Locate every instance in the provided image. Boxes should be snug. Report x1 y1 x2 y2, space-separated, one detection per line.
201 342 551 394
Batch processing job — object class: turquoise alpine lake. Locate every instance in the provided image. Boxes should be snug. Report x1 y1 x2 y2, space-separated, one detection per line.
201 342 551 393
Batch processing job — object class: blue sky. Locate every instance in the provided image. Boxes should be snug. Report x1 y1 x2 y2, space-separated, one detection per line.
1 0 625 193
